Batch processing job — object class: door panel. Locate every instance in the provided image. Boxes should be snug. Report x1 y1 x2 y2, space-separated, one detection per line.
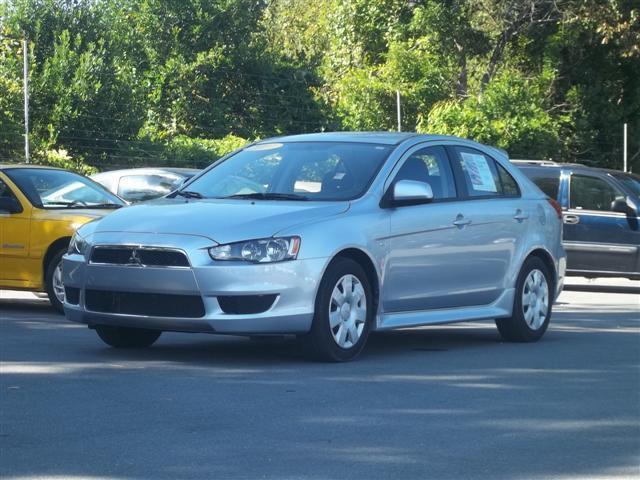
564 174 639 275
385 202 497 312
0 177 32 284
382 144 523 313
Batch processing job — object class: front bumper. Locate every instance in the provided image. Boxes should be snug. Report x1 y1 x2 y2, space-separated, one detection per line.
62 233 326 334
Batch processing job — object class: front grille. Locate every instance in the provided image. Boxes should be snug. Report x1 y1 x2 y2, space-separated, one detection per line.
85 289 205 318
217 294 278 314
90 247 189 267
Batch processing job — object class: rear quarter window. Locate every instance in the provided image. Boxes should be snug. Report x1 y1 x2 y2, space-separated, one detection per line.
519 168 561 199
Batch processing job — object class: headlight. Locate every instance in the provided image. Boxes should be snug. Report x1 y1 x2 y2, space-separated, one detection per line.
67 232 89 256
208 236 301 263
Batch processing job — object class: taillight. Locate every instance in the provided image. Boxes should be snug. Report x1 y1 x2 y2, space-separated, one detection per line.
546 198 562 219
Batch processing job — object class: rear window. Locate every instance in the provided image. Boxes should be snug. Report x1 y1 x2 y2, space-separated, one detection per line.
519 167 561 199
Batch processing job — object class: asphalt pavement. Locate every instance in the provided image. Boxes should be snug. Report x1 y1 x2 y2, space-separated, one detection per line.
1 281 639 480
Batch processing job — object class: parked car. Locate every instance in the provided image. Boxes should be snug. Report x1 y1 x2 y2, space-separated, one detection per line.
91 167 200 203
63 133 566 361
514 160 639 280
0 165 126 312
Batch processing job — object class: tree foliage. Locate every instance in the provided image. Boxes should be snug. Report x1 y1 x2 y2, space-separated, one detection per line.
0 0 637 171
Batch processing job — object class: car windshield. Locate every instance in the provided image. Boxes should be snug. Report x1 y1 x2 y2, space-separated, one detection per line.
4 168 125 209
180 142 394 201
612 172 640 197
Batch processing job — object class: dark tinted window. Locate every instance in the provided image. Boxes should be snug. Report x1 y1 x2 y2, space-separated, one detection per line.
519 168 561 199
570 174 625 212
611 172 640 197
496 163 520 196
452 147 516 197
0 179 18 200
394 146 456 199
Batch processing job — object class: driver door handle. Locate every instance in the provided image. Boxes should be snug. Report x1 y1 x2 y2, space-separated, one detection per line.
453 214 471 228
564 214 580 225
513 209 529 222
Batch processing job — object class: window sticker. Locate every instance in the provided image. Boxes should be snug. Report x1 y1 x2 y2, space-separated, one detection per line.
460 152 497 192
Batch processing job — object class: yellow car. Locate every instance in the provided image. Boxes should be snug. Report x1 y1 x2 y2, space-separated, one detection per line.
0 165 125 312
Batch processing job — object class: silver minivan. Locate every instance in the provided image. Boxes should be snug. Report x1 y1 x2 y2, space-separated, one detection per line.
63 133 566 361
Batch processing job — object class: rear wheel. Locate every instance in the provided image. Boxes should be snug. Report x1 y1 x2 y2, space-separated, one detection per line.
95 325 161 348
45 249 66 314
496 257 552 342
302 257 373 362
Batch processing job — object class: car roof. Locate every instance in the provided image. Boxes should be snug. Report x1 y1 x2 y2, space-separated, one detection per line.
92 167 200 177
255 131 430 146
513 160 633 176
0 163 65 171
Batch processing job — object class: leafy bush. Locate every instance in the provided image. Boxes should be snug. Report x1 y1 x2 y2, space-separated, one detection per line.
34 149 97 175
161 135 249 169
421 68 562 160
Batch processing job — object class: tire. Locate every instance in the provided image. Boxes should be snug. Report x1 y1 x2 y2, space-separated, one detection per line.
496 257 553 342
95 325 161 348
302 257 374 362
44 249 66 314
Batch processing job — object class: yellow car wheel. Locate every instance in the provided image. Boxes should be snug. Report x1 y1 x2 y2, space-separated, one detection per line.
45 249 66 314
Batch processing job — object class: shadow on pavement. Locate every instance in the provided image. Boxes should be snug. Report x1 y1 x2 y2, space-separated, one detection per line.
1 296 639 480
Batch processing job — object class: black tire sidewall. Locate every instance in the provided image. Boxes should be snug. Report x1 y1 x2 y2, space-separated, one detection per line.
306 258 374 362
45 249 66 314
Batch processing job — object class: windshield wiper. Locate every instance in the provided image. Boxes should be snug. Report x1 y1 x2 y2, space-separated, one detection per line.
42 200 88 208
84 203 123 209
43 201 122 209
221 192 309 201
175 190 204 199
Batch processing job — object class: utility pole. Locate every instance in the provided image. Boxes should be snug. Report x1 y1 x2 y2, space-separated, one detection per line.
23 38 30 163
396 90 401 132
623 123 627 172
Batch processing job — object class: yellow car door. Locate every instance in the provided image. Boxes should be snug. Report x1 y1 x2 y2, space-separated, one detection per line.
0 173 34 288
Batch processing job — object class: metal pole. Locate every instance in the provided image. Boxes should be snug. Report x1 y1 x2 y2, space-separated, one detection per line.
23 38 29 163
396 90 401 132
623 123 627 172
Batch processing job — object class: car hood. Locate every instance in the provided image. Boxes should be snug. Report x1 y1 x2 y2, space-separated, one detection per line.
92 199 349 244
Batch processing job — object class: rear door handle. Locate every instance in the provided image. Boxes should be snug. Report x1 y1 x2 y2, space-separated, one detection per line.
513 209 529 222
453 214 471 228
563 214 580 225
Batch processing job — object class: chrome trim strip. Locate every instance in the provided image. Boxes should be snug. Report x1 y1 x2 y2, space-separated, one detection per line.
563 242 638 254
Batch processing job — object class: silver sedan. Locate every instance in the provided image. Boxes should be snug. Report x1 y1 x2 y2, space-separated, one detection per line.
63 133 566 361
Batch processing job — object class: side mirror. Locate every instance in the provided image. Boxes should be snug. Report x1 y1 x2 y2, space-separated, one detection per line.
384 180 434 208
611 197 636 216
0 196 23 214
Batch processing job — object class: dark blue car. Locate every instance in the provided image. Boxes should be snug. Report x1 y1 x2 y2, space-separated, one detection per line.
516 161 639 280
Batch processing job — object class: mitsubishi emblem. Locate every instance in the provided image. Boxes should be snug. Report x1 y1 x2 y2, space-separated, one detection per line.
127 249 143 266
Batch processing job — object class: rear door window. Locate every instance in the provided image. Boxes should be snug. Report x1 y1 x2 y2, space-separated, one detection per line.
451 147 519 198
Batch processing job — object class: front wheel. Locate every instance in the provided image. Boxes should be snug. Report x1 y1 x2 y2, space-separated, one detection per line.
302 257 374 362
95 325 161 348
45 249 66 314
496 257 552 342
